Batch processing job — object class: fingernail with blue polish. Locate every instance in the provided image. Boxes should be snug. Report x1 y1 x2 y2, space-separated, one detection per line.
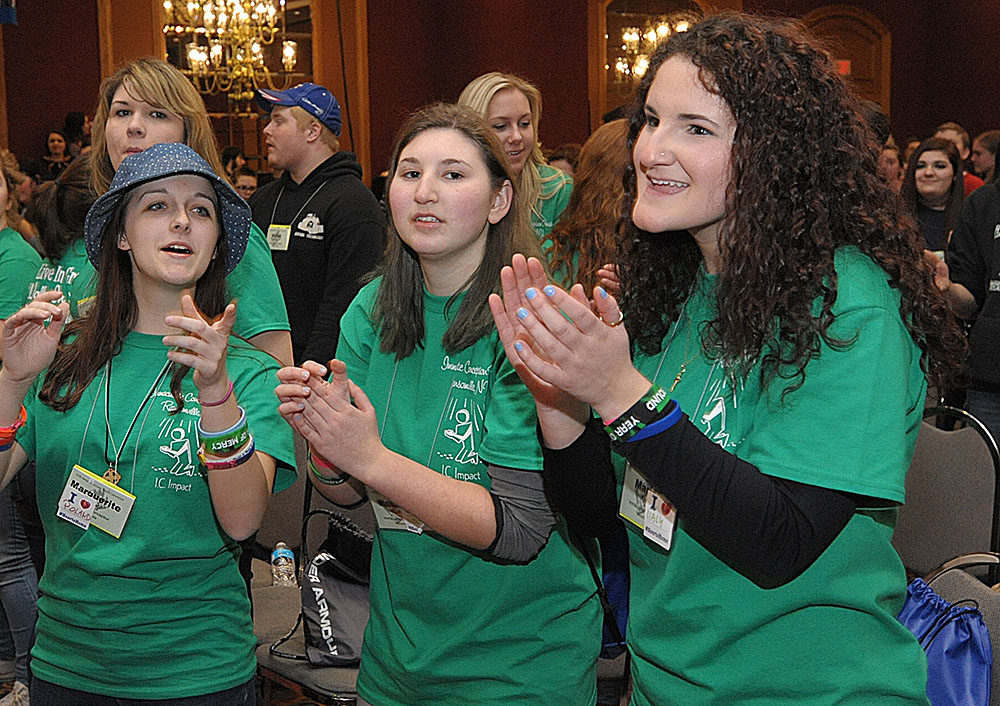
514 342 523 352
525 287 537 300
597 286 608 298
517 307 529 320
544 285 556 297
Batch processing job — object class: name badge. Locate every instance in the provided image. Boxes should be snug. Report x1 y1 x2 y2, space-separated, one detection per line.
643 489 677 550
267 224 291 251
369 490 424 534
56 465 136 539
620 462 676 551
619 462 650 528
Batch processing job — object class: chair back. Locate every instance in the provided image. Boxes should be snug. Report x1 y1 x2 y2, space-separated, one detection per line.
894 406 1000 580
926 553 1000 706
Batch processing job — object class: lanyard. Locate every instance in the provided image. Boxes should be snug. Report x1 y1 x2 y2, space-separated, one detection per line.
268 181 329 230
103 358 172 484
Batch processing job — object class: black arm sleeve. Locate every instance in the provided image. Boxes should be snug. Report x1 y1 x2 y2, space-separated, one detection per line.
539 417 622 540
619 414 862 588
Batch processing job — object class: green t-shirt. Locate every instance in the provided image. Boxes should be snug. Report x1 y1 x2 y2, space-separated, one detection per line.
532 163 573 240
16 333 296 698
23 224 288 338
25 239 96 319
338 280 601 706
621 249 930 706
226 221 290 338
0 226 42 318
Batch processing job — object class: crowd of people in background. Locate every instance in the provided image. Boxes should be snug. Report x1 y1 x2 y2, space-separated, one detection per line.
0 9 996 706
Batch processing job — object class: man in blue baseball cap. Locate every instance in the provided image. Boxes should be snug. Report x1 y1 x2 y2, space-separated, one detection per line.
251 83 384 366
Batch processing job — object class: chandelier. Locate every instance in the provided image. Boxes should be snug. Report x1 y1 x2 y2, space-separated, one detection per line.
162 0 298 112
613 15 694 82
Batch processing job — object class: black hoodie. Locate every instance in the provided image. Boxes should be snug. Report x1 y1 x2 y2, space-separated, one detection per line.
250 152 385 365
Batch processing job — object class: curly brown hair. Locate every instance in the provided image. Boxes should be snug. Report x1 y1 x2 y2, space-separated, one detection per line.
619 12 964 392
546 119 627 292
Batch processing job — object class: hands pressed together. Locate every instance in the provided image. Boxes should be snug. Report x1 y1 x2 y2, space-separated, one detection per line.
488 254 650 427
269 255 647 470
275 358 383 479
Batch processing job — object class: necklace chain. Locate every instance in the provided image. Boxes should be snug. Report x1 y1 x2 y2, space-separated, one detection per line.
669 318 702 393
104 358 171 484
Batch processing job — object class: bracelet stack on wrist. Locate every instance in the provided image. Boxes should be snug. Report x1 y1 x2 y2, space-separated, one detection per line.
198 406 255 471
603 384 681 444
308 447 349 486
0 405 27 452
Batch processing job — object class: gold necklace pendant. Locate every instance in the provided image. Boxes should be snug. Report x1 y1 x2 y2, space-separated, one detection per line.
103 467 122 485
670 364 687 393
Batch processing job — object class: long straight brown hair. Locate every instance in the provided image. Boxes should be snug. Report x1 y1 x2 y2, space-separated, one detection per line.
40 185 229 412
372 103 540 359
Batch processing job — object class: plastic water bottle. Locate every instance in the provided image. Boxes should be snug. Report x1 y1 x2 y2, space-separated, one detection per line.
270 542 296 586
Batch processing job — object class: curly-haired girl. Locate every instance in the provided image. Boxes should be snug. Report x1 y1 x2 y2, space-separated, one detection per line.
492 13 963 705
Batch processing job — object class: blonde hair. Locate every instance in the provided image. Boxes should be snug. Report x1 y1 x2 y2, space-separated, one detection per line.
90 58 224 194
289 106 340 152
458 72 553 226
0 149 21 224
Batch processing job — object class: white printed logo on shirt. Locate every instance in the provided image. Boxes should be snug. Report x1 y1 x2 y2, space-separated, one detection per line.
296 213 324 240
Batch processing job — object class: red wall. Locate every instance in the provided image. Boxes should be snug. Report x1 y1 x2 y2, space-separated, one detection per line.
2 0 102 163
4 3 1000 176
366 0 591 176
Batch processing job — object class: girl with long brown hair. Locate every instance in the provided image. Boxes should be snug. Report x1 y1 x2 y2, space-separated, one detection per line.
275 103 601 706
0 144 294 704
493 13 963 705
90 57 292 365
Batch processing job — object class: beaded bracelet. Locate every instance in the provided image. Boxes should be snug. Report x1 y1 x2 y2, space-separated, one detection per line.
308 454 349 486
199 436 256 471
604 384 672 443
0 405 27 446
199 381 234 407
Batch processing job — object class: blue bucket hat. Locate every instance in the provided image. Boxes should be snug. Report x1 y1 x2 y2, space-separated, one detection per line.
256 83 342 136
84 143 251 275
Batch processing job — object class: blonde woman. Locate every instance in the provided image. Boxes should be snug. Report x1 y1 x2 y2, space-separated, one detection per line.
89 58 292 366
459 72 572 240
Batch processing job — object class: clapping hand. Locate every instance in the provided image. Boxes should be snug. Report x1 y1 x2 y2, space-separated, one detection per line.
162 295 236 397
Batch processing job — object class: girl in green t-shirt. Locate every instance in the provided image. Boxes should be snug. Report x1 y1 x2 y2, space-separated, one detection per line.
458 72 573 239
491 13 966 706
276 103 602 706
0 143 293 704
89 57 292 366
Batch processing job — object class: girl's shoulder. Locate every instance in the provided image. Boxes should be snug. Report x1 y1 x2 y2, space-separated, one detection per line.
536 163 573 198
830 246 900 315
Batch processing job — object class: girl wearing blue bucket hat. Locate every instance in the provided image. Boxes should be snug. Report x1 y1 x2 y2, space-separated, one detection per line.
90 57 292 367
0 143 295 704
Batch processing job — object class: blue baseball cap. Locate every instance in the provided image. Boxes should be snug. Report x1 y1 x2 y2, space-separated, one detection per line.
84 143 251 275
256 83 342 136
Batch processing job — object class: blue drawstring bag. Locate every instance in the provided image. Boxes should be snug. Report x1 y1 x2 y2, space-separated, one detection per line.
897 578 993 706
